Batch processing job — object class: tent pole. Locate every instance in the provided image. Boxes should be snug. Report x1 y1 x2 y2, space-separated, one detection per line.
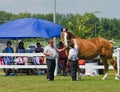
53 0 58 76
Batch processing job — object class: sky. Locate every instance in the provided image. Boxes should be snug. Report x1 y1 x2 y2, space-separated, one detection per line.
0 0 119 19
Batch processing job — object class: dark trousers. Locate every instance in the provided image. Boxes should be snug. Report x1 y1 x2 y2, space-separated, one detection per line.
70 60 78 80
59 57 67 70
46 59 56 80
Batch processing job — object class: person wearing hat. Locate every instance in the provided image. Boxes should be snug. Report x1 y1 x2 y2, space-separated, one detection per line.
44 39 65 81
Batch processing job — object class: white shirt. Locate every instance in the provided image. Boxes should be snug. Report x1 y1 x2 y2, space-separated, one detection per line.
44 45 57 59
68 44 78 60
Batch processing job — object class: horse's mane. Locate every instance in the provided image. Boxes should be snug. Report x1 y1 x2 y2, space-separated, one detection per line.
68 31 113 43
67 31 79 39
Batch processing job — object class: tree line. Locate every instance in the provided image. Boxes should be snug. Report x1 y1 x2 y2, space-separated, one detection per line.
0 11 120 40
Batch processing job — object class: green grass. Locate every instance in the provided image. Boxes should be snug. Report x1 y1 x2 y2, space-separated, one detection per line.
0 71 119 92
114 41 120 46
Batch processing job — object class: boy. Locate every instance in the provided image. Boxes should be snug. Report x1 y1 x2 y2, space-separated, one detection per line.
68 42 78 81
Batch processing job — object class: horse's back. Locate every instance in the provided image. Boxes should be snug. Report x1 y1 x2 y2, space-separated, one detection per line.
76 37 113 59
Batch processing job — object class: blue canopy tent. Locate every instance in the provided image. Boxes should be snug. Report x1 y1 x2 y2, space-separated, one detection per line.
0 18 64 75
0 18 63 39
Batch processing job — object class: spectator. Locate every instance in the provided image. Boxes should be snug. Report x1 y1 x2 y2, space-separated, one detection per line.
3 41 14 75
35 42 44 53
15 41 26 65
4 41 14 65
4 41 14 53
16 41 25 53
15 41 27 75
33 42 44 65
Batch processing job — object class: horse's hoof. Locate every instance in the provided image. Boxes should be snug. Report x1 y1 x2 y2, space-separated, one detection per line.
77 76 81 80
101 77 107 80
101 78 105 80
115 77 119 80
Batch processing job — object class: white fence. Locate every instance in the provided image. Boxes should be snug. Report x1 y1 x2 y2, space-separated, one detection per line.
0 48 120 75
0 53 47 69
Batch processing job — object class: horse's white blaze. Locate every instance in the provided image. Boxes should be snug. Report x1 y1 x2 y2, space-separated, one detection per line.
64 32 68 47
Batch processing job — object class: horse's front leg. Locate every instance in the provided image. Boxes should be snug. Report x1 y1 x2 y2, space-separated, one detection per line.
102 59 109 80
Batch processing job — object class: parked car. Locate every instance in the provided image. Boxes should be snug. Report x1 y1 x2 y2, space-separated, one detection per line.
26 44 36 53
27 44 36 50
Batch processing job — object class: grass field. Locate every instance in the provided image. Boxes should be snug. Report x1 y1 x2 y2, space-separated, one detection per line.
0 70 119 92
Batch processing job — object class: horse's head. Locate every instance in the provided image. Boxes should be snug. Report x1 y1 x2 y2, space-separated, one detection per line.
61 28 71 48
61 28 77 48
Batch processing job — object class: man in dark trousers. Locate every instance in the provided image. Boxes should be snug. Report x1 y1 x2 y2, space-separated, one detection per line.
44 39 57 81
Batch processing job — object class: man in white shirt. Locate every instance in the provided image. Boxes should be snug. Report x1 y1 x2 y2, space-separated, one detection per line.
44 39 57 81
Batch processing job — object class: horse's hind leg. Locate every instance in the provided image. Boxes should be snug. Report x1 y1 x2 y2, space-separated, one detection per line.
102 58 109 80
109 58 119 80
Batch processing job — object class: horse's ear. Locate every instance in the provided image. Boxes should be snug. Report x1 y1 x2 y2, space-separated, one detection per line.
66 28 68 31
61 28 67 32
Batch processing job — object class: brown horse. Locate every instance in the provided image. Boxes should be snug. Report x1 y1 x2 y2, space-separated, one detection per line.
61 30 119 80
